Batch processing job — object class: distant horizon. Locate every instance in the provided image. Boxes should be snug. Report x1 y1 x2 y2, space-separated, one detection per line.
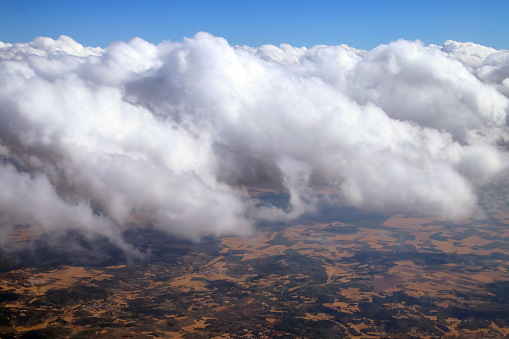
2 33 507 53
1 0 508 51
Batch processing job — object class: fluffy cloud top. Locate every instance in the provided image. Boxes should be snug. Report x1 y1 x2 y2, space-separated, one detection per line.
1 33 508 251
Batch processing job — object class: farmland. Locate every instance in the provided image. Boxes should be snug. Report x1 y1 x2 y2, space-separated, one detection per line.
1 194 509 338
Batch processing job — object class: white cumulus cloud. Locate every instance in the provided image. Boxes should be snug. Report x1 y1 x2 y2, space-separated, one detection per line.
0 33 508 252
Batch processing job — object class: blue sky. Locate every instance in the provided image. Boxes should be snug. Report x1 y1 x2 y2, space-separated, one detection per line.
1 0 508 50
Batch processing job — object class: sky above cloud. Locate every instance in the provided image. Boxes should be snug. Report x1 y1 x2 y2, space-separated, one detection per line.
1 0 508 50
1 33 509 253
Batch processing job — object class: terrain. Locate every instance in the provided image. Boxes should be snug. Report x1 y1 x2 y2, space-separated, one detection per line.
1 191 509 338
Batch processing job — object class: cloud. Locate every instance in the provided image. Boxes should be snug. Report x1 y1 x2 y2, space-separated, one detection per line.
441 40 509 98
0 35 102 60
0 33 508 252
347 40 507 140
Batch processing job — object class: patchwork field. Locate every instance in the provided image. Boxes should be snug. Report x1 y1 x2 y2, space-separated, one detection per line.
1 197 509 338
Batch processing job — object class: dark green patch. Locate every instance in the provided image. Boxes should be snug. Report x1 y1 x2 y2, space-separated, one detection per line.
481 241 509 251
45 285 109 306
267 234 296 247
430 232 449 242
0 291 19 303
323 225 359 234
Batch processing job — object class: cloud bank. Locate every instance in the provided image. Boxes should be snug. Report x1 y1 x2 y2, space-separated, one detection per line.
1 33 508 250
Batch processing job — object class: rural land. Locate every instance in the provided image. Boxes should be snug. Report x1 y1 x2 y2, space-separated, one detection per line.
1 189 509 338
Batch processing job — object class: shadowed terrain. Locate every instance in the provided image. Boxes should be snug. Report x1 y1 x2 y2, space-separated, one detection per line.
1 192 509 338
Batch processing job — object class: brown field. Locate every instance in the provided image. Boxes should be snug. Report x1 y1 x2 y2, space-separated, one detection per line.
1 209 509 338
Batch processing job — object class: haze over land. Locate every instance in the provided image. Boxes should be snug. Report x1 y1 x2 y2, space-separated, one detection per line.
1 33 509 250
